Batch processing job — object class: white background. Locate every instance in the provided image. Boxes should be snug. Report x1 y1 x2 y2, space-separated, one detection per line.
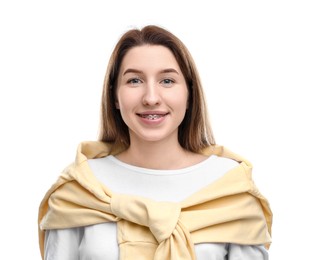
1 0 312 259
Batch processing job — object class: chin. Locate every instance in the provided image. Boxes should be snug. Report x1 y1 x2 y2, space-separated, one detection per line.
135 132 177 144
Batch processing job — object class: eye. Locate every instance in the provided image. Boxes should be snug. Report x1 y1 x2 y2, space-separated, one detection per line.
127 78 142 85
161 78 174 87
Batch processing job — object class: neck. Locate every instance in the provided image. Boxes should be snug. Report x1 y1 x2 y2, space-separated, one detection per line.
116 138 191 170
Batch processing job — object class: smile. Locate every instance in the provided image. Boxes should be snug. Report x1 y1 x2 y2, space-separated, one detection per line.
137 113 169 120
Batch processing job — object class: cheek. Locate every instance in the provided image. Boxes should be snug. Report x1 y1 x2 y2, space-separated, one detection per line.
167 90 189 110
116 88 138 112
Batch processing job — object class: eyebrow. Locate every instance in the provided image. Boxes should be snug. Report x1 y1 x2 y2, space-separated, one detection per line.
122 68 179 76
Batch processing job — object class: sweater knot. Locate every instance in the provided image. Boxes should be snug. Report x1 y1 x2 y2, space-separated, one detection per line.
110 192 181 243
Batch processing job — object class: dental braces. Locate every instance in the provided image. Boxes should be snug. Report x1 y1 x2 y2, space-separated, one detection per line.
146 115 161 120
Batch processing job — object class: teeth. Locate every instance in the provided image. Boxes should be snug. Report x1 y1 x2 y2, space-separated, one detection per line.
142 114 163 120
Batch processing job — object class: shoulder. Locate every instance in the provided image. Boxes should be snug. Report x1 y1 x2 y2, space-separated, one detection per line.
87 155 115 172
201 145 252 168
210 155 240 172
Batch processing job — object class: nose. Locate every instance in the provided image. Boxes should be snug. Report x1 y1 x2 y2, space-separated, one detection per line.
142 82 161 106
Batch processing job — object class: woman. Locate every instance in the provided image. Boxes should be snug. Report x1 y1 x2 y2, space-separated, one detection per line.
38 25 272 260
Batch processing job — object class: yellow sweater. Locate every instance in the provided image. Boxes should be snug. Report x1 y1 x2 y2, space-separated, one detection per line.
38 141 272 260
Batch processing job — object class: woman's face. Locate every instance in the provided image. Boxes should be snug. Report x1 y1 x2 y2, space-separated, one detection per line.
115 45 189 145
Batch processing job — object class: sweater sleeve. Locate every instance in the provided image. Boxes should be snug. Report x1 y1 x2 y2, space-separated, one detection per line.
44 228 83 260
228 244 268 260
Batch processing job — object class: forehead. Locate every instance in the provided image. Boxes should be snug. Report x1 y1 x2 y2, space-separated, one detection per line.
120 45 181 72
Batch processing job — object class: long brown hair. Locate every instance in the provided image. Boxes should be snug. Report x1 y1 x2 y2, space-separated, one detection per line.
99 25 215 153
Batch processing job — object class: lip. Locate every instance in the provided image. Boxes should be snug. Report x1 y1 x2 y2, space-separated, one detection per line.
136 111 169 116
136 111 169 124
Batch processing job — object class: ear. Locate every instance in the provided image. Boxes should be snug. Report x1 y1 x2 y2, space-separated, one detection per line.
115 100 120 109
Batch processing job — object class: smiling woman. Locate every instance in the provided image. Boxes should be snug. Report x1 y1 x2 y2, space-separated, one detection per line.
115 45 190 159
38 25 272 260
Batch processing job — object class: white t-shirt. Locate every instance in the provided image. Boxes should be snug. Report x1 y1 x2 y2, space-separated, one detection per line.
44 155 268 260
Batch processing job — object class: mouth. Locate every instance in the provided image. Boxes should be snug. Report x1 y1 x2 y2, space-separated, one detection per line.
137 113 169 120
